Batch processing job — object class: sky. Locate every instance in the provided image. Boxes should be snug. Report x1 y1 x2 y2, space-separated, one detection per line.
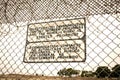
0 14 120 76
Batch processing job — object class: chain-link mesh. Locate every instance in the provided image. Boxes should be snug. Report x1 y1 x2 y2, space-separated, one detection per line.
0 0 120 80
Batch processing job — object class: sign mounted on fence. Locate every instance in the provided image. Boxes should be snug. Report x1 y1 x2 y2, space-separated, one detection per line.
24 18 86 62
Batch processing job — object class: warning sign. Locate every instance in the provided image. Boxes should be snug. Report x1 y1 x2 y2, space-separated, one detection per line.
24 18 86 62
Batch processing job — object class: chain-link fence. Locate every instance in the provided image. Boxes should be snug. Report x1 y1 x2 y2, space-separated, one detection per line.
0 0 120 80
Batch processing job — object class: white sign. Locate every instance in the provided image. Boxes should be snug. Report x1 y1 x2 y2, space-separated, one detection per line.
24 18 86 62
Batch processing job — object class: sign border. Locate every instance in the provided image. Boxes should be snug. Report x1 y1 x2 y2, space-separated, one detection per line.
23 18 86 63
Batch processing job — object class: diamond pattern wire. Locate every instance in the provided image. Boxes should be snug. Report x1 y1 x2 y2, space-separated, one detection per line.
0 0 120 79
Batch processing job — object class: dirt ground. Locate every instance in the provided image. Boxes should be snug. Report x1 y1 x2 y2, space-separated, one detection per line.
0 77 119 80
0 75 119 80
